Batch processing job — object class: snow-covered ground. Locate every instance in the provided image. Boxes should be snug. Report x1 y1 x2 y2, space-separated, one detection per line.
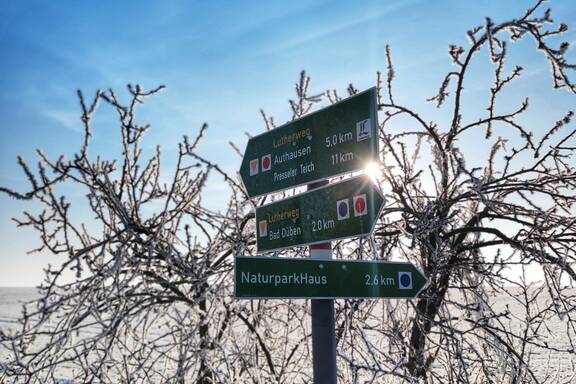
1 287 575 383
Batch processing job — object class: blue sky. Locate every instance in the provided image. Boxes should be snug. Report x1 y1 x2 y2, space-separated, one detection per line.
1 0 575 286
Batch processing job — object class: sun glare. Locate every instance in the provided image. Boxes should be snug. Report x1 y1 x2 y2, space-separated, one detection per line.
364 161 382 183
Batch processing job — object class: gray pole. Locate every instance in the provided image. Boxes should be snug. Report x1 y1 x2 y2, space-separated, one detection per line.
309 181 337 384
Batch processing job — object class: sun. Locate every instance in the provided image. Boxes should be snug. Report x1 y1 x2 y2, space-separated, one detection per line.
364 161 382 182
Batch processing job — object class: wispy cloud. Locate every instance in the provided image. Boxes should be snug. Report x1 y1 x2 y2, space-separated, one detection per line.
271 1 417 53
42 109 82 133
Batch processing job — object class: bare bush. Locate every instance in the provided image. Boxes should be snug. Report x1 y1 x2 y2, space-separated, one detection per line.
341 1 576 382
1 1 576 383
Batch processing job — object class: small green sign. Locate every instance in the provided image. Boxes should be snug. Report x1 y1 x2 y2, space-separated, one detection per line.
240 88 378 198
255 175 384 252
235 256 428 299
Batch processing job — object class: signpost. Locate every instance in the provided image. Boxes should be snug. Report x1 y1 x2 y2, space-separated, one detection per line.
235 87 427 384
256 175 384 252
240 87 378 198
235 256 428 299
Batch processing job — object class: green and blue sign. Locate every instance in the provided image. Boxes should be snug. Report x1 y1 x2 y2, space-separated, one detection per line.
235 88 428 301
235 256 428 299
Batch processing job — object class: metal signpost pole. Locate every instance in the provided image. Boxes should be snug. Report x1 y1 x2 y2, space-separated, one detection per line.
309 181 337 384
310 242 337 384
235 88 387 383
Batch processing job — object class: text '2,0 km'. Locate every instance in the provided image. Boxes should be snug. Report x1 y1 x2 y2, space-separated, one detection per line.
240 88 378 197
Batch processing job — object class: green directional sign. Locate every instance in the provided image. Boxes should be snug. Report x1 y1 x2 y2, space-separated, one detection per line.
255 175 383 252
235 256 428 299
240 88 378 198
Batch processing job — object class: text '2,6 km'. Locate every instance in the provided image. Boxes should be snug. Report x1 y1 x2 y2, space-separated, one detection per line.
240 88 378 198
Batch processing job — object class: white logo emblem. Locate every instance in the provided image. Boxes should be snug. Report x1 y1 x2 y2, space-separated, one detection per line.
249 159 259 176
258 220 268 237
356 118 371 142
